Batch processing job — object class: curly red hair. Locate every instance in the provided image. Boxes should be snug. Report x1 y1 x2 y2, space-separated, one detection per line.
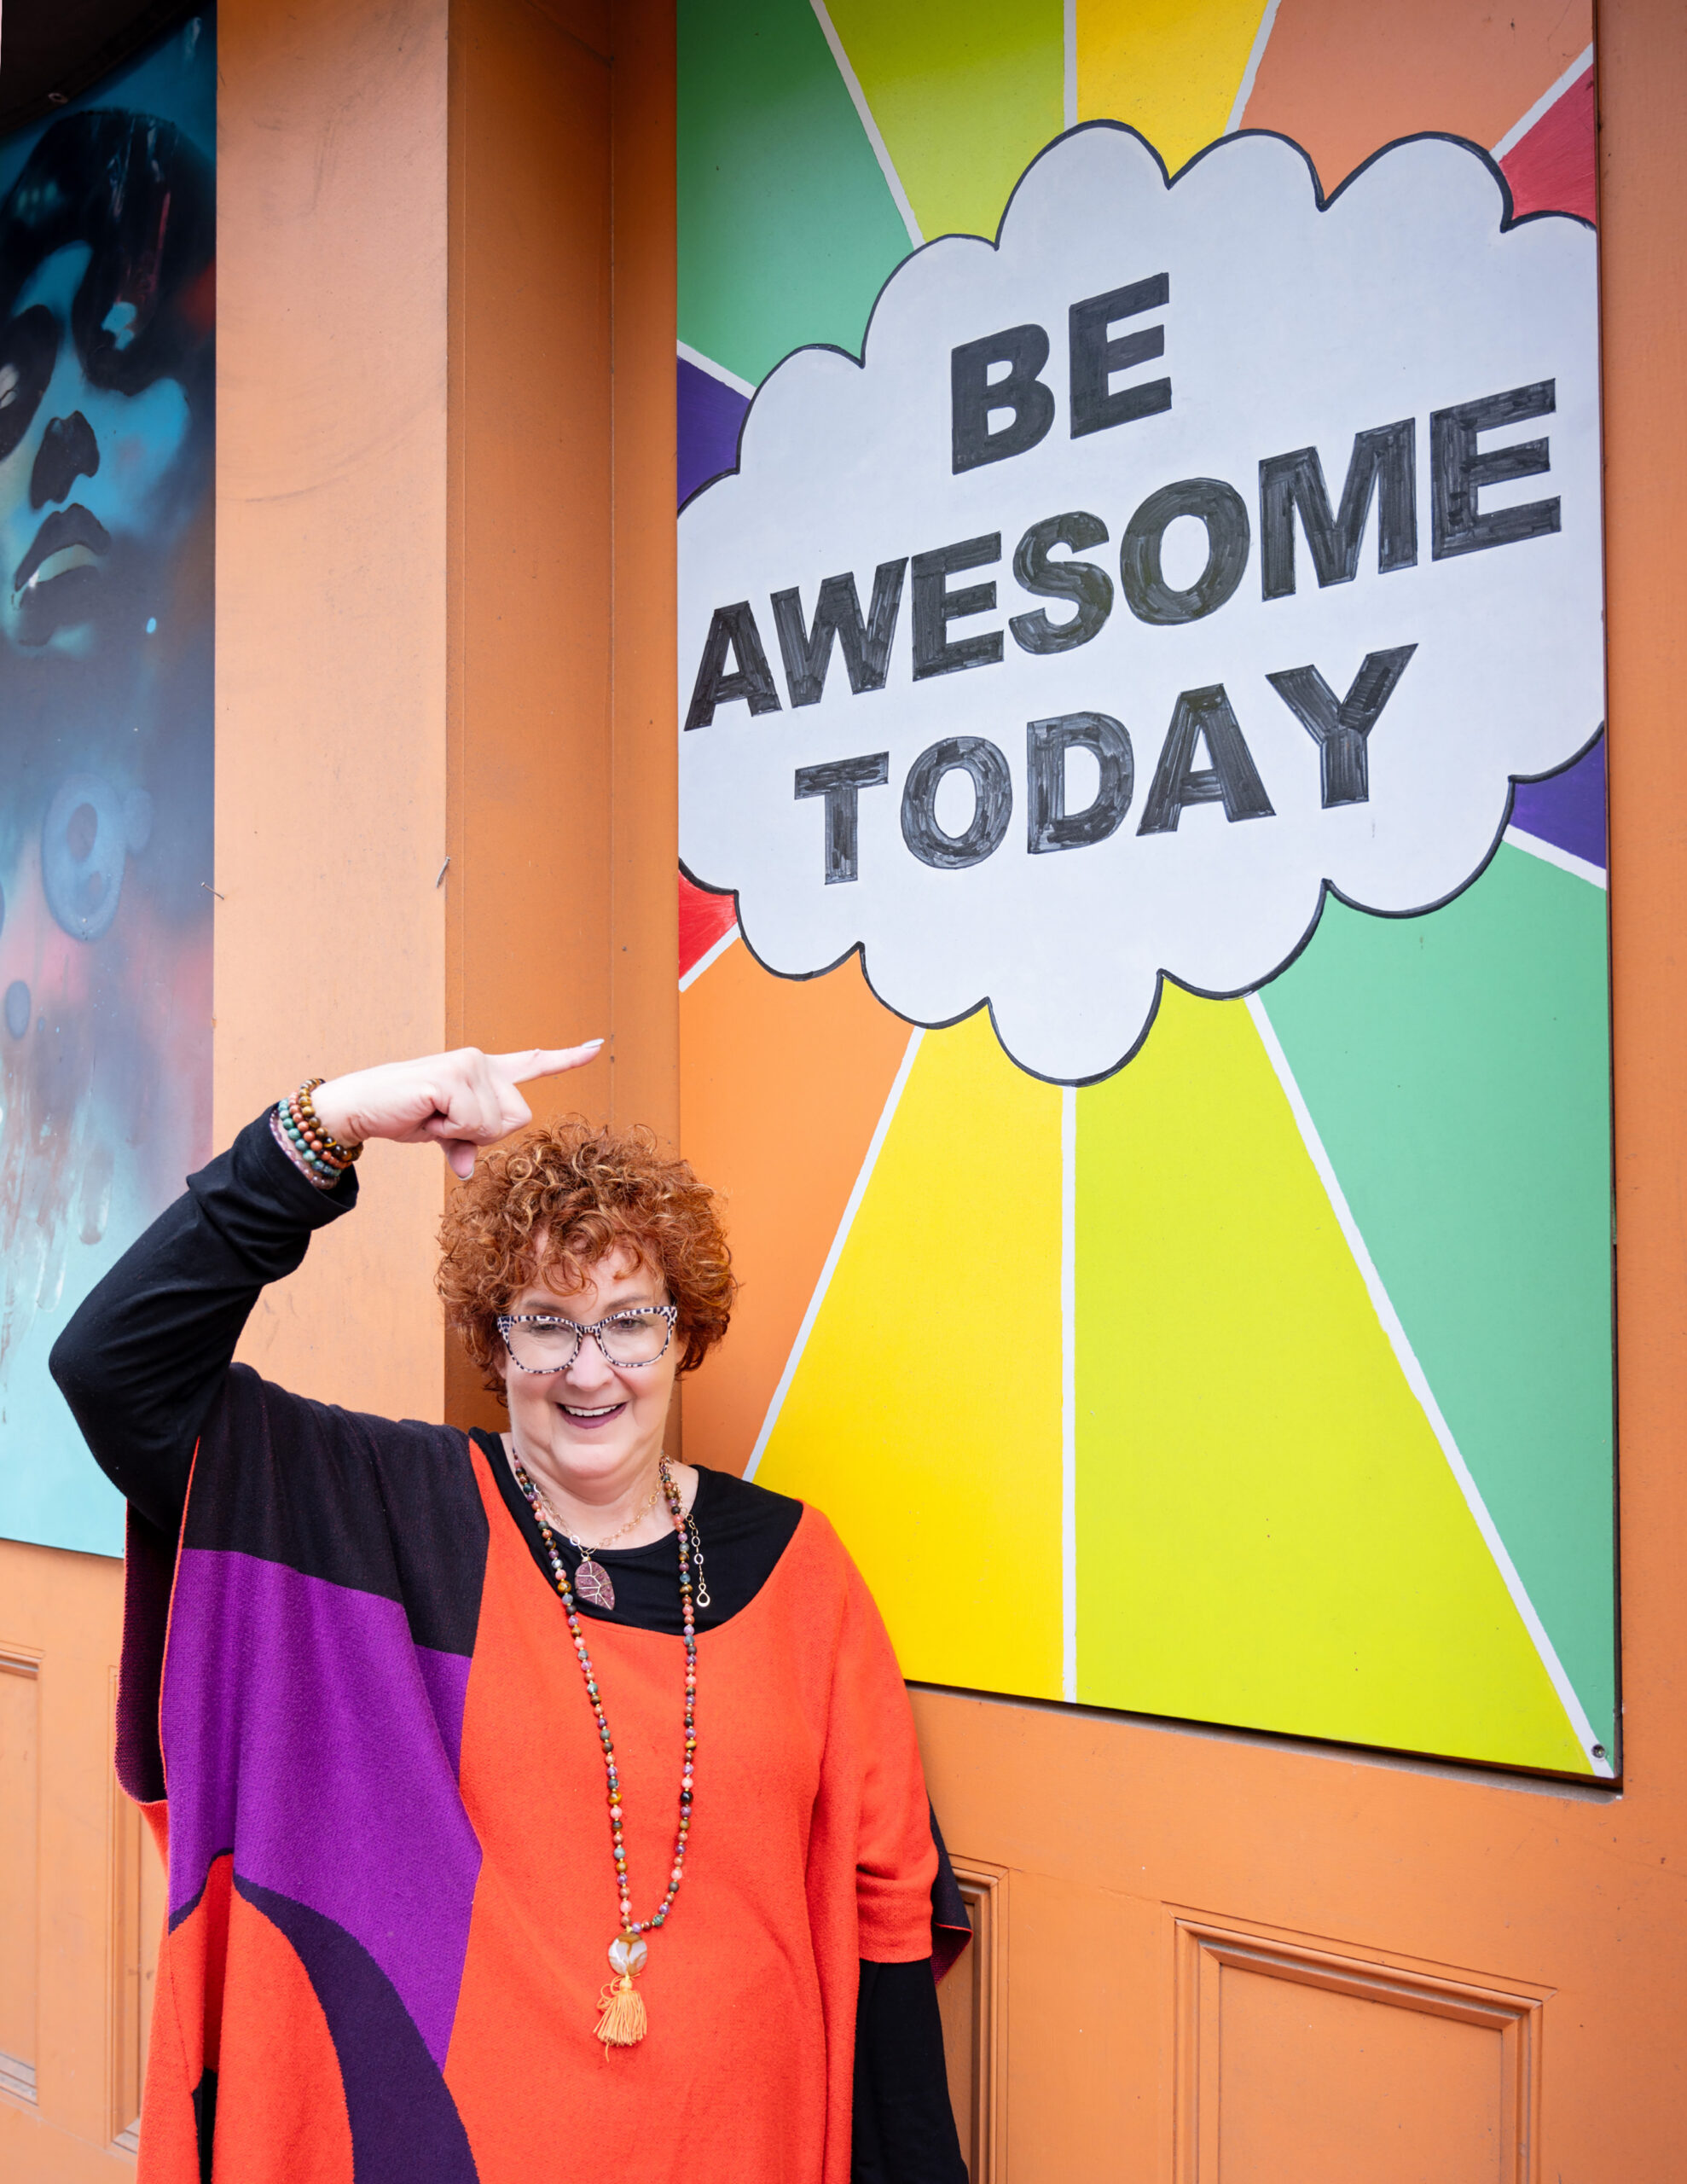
437 1118 736 1396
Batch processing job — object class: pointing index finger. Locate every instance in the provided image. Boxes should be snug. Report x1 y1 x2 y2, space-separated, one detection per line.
490 1042 605 1084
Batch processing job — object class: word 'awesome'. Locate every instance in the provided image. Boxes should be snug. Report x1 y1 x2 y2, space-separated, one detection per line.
686 356 1560 882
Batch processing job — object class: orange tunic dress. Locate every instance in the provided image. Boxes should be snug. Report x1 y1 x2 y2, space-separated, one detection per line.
121 1366 939 2184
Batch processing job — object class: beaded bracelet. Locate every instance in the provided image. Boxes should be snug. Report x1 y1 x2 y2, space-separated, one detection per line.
271 1108 338 1191
294 1077 363 1165
275 1077 364 1188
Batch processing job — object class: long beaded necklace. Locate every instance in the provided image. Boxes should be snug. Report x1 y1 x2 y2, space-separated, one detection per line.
508 1448 696 2050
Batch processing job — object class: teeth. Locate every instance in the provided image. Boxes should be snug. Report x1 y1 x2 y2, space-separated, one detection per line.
563 1403 621 1417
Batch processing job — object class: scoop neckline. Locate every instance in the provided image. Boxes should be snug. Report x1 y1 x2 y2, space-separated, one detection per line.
470 1426 706 1560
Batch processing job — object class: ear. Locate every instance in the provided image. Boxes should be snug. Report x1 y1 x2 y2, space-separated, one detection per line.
488 1320 514 1403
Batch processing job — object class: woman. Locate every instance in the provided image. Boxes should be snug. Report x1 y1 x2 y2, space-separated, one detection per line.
53 1043 969 2184
0 103 217 1459
0 107 213 661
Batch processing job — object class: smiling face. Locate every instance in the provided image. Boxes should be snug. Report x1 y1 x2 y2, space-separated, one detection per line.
500 1245 681 1505
0 243 193 654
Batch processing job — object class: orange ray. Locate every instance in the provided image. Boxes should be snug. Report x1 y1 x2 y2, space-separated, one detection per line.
679 944 912 1473
1244 0 1591 193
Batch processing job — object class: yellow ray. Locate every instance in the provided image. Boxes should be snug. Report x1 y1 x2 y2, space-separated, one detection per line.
823 0 1065 241
1076 0 1271 170
1075 985 1590 1773
757 1008 1065 1696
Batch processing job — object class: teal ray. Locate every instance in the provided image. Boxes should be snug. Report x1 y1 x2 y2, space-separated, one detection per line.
679 0 914 388
1259 843 1616 1753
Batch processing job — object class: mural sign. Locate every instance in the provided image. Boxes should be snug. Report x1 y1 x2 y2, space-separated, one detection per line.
672 0 1613 1786
680 125 1601 1082
0 16 215 1554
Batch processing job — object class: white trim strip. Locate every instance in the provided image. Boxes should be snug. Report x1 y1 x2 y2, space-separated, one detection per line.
1060 1084 1078 1701
1492 42 1595 162
744 1028 925 1480
809 0 925 248
1245 993 1614 1779
1504 823 1607 891
676 340 756 401
677 922 740 994
1225 0 1284 134
1063 0 1078 131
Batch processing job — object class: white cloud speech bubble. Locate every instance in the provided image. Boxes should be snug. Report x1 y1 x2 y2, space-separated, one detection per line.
678 124 1603 1083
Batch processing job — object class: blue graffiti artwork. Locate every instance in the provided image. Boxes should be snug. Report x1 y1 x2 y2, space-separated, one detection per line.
0 15 215 1554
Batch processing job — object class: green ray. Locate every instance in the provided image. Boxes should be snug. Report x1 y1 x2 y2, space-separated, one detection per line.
1259 844 1616 1752
679 0 914 386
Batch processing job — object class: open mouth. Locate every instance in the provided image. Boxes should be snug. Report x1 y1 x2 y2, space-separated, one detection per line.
556 1400 628 1431
13 503 112 597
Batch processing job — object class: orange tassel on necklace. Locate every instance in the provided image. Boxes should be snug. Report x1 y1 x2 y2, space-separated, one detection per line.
595 1935 650 2048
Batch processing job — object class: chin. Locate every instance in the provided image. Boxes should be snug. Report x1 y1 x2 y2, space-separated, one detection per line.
550 1428 638 1470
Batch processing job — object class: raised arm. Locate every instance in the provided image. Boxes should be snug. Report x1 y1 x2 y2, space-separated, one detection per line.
51 1042 602 1535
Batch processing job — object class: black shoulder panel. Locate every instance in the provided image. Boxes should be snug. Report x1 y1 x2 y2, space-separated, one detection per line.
184 1365 487 1658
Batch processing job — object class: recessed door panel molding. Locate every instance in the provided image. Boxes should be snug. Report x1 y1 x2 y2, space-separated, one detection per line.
107 1666 163 2152
0 1644 42 2106
1173 1912 1548 2184
936 1858 1007 2183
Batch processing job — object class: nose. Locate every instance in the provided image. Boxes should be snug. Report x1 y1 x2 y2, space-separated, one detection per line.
562 1333 620 1391
31 410 99 510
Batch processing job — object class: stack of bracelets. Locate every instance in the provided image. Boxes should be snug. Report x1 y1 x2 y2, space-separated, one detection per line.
275 1077 364 1188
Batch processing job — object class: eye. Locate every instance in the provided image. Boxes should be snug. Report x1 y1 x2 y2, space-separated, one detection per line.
0 307 57 462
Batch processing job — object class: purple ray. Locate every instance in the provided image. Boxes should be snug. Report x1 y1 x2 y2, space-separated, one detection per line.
679 353 751 509
1511 733 1608 871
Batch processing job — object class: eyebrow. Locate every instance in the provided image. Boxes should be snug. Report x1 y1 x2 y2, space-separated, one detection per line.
513 1296 664 1316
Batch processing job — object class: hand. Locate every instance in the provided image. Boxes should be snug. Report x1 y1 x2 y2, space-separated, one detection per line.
310 1043 604 1178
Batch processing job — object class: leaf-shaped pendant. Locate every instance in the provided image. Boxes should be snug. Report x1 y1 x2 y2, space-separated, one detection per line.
576 1555 615 1610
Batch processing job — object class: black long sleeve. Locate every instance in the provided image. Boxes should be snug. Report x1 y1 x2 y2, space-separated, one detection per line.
853 1960 968 2184
49 1109 357 1534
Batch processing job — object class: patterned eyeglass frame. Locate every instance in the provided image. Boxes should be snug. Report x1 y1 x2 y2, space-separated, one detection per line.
496 1306 679 1374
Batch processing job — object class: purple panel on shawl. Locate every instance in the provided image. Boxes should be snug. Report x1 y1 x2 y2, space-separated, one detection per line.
415 1643 471 1775
237 1876 478 2184
1511 734 1607 870
163 1548 482 2067
679 354 750 508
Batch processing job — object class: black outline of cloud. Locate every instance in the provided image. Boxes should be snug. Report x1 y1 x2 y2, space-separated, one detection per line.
677 119 1605 1088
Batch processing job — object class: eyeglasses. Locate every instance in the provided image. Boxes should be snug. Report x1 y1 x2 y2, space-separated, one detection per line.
496 1306 678 1374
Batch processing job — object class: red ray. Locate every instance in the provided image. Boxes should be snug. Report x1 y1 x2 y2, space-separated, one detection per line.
1501 65 1597 224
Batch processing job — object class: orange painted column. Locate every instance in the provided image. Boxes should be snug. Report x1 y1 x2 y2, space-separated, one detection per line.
442 0 677 1437
212 0 676 1436
217 0 452 1420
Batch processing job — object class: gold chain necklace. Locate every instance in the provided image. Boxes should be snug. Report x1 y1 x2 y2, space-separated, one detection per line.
530 1467 665 1612
510 1449 695 2049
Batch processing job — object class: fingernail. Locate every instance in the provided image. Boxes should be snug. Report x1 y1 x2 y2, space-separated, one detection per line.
583 1038 605 1048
